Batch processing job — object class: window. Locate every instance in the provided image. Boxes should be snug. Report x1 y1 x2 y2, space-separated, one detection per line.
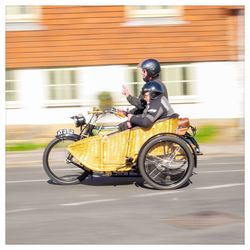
46 68 81 107
161 64 197 100
6 70 20 108
126 64 197 104
128 5 183 18
125 5 184 26
6 5 42 31
6 5 40 23
126 66 144 97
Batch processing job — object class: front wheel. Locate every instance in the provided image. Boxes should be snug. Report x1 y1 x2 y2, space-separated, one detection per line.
43 137 89 184
138 134 195 190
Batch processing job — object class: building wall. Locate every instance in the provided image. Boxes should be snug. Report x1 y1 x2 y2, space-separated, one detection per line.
6 61 243 125
6 6 241 68
5 5 244 126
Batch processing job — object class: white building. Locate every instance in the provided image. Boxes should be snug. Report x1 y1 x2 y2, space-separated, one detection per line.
6 61 244 126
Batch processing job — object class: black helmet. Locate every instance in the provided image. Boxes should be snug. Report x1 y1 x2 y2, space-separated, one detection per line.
142 81 163 99
139 59 161 79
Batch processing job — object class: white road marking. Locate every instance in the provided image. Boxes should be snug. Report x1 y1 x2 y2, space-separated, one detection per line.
198 169 244 173
6 167 244 184
6 208 38 214
194 183 244 190
55 168 81 171
6 179 48 184
131 190 184 197
198 161 244 165
6 182 244 214
7 160 41 164
60 198 118 206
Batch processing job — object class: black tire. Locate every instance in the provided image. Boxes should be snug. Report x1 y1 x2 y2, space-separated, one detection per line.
138 134 194 190
43 137 89 185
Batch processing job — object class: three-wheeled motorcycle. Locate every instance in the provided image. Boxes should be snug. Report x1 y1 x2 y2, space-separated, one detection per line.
43 108 201 190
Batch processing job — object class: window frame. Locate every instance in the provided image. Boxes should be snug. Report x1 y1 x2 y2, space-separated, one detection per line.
6 5 41 23
44 68 83 108
161 63 198 103
127 5 183 19
124 5 184 26
5 69 21 109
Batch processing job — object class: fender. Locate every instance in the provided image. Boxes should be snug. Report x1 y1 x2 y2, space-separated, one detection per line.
138 132 197 168
55 133 81 141
178 134 198 168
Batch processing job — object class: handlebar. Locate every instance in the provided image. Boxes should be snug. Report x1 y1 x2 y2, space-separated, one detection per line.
87 107 126 118
87 110 103 115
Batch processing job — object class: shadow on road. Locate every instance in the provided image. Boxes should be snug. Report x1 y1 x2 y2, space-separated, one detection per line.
47 175 191 190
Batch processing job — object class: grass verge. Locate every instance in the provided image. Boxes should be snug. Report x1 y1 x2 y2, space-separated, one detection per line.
6 143 47 152
195 124 219 143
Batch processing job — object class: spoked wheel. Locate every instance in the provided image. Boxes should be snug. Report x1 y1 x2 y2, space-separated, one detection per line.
43 137 89 184
138 134 195 190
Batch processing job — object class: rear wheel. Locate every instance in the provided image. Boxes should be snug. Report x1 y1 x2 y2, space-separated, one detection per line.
43 137 89 184
138 134 194 190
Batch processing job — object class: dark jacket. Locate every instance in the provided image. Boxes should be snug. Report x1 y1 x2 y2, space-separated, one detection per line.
127 77 168 112
130 94 174 128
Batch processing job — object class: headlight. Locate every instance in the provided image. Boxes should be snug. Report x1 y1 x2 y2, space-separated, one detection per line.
71 114 86 127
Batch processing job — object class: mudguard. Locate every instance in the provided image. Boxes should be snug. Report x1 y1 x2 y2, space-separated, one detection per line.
179 134 198 168
138 132 197 168
55 133 80 141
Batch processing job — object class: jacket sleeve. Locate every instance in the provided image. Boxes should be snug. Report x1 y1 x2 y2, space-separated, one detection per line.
130 99 165 128
127 107 138 115
127 93 145 109
161 83 169 100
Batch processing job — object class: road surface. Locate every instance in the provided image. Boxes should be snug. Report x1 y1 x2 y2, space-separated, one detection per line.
6 154 244 244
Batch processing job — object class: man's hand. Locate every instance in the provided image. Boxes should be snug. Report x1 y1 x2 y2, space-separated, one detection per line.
116 108 127 117
127 121 132 129
127 113 133 121
122 85 130 97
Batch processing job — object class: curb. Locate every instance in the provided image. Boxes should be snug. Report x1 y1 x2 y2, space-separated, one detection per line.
199 142 244 156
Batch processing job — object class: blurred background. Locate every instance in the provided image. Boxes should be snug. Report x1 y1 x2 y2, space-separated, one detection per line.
5 5 244 150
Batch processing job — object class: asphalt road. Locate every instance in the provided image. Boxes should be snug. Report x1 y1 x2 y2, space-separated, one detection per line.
6 154 244 244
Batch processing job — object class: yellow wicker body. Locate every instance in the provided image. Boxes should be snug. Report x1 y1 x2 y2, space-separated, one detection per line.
67 118 178 172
